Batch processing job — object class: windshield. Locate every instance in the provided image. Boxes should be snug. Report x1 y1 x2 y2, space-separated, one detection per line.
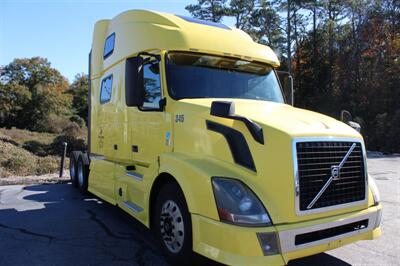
166 52 284 103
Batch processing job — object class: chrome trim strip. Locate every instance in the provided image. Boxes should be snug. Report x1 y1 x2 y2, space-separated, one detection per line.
89 153 150 168
122 201 143 213
126 172 143 181
278 210 378 253
292 137 368 216
90 153 105 161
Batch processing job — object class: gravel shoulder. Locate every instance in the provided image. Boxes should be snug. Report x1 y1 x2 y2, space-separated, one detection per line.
0 172 70 186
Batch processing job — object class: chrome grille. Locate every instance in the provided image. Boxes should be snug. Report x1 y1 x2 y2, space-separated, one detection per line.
296 141 366 211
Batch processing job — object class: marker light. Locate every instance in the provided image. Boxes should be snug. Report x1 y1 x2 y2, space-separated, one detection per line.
257 232 281 256
369 175 381 205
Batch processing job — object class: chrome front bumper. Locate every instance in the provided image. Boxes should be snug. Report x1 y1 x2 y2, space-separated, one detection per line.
277 205 382 253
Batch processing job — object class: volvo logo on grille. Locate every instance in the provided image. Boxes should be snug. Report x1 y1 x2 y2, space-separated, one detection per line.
331 165 340 180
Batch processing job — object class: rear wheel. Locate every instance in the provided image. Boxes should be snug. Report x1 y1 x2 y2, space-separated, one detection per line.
77 154 89 193
154 182 192 264
69 151 81 187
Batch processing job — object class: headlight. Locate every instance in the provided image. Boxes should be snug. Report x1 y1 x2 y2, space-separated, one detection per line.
369 175 381 205
212 177 272 226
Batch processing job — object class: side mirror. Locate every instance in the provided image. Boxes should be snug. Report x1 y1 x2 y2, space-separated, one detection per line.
341 110 361 132
277 71 294 106
125 56 144 107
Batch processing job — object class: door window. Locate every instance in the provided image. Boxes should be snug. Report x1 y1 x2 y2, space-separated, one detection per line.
142 62 162 109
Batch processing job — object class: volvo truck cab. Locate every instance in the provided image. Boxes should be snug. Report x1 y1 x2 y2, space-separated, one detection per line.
69 10 382 265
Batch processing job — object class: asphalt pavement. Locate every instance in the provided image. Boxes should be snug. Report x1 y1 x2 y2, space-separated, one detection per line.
0 156 398 266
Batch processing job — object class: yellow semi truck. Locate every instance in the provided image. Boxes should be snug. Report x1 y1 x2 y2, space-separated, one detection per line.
69 10 382 265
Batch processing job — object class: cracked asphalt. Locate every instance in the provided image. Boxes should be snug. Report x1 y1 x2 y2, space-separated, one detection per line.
0 184 169 266
0 156 398 266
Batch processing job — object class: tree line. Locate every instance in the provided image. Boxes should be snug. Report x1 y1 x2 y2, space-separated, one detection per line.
0 0 398 152
186 0 399 152
0 57 88 134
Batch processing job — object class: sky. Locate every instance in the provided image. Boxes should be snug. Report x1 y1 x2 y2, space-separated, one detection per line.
0 0 213 83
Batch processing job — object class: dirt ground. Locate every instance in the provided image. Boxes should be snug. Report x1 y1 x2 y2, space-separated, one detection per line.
0 171 70 185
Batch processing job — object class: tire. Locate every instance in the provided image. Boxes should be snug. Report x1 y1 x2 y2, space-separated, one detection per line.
77 154 89 193
153 182 192 265
69 151 81 187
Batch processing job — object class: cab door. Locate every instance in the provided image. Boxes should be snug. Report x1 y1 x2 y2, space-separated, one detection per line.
130 60 172 165
116 58 172 218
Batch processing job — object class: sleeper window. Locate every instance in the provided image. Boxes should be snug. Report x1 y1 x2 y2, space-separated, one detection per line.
103 33 115 59
100 75 113 103
142 62 162 109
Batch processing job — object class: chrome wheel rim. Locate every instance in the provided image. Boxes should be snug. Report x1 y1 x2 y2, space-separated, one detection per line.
78 161 84 187
160 200 184 253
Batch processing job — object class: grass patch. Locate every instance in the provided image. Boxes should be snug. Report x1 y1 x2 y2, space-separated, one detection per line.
0 139 62 177
0 128 56 146
0 127 85 177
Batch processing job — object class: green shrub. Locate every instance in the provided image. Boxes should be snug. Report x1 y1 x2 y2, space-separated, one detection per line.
0 127 56 145
51 135 86 155
3 157 25 172
22 140 49 156
34 114 72 133
50 122 87 155
0 139 38 176
69 115 86 128
36 156 62 175
63 122 86 139
0 126 80 177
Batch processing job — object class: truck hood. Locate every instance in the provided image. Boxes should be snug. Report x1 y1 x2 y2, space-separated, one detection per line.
180 98 361 139
176 98 367 223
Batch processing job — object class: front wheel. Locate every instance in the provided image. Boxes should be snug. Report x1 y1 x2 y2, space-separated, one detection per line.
154 182 192 264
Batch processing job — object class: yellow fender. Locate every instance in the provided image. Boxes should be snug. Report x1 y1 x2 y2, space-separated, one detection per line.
153 152 253 222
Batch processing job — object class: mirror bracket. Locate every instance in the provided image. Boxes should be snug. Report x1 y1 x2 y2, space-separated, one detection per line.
159 97 167 110
340 110 361 132
137 52 161 62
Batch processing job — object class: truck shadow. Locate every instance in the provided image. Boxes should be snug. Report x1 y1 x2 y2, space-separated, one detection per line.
288 253 350 266
0 183 350 266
